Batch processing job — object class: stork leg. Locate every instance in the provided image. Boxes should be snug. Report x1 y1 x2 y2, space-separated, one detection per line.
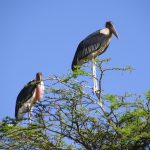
28 107 32 124
92 58 103 109
92 58 99 94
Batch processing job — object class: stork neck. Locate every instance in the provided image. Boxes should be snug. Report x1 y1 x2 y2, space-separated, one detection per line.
35 81 44 101
100 28 111 36
109 31 113 38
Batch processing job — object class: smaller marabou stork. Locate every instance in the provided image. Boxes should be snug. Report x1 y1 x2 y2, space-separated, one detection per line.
15 72 45 123
71 21 119 94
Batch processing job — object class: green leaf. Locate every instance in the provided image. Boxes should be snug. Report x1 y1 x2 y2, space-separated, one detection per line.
145 90 150 101
105 94 119 109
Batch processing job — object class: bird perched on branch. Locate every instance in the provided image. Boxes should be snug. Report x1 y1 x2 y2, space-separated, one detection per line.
15 72 45 123
71 21 119 93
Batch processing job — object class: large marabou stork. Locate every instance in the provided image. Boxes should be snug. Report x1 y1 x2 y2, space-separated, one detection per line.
15 72 45 123
71 21 119 94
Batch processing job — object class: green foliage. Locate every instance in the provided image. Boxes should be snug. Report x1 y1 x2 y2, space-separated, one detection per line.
0 58 150 149
145 90 150 101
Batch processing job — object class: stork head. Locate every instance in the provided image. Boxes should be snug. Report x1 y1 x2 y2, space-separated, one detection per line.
36 72 43 81
105 21 119 39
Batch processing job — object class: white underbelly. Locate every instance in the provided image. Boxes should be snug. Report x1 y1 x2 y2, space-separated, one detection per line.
17 91 36 119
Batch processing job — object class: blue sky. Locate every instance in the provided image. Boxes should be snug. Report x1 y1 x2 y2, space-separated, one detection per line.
0 0 150 120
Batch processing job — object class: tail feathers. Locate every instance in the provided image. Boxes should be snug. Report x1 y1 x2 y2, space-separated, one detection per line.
71 57 81 71
71 64 81 72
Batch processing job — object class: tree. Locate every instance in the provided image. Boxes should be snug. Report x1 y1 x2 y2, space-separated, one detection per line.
0 58 150 150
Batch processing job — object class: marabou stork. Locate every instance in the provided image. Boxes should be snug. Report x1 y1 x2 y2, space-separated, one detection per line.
15 72 45 123
71 21 119 94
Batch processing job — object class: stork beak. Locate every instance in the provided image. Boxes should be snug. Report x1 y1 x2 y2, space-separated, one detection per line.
111 25 119 39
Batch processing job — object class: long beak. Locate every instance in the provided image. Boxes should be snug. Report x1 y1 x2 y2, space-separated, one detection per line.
111 25 119 39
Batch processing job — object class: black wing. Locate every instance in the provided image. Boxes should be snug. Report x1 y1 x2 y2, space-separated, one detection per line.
15 80 37 118
71 30 109 71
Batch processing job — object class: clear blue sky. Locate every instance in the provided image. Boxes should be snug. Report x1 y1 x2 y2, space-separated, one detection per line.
0 0 150 120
